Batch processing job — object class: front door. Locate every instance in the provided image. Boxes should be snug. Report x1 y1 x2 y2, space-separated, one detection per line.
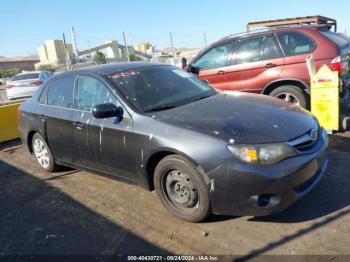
191 42 234 89
73 75 137 182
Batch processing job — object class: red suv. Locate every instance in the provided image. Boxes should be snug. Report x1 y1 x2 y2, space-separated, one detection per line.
187 25 350 108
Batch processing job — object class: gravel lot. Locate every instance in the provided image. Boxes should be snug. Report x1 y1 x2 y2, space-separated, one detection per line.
0 133 350 259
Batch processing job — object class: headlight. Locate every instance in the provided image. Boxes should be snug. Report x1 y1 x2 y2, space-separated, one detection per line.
227 143 296 165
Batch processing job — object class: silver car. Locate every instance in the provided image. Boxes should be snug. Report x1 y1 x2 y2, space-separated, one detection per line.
5 71 52 100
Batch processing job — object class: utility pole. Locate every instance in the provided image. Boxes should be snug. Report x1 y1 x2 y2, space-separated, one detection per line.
87 40 93 61
123 32 130 62
203 33 207 47
62 33 70 70
71 26 79 63
169 32 176 66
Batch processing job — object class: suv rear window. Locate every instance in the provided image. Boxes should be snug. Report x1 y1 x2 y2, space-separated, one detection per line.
277 31 316 56
12 73 39 81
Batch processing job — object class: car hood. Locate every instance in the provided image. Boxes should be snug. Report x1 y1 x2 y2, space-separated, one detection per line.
152 92 317 144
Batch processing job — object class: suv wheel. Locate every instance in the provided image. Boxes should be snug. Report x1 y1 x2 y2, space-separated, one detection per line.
154 155 211 222
32 133 58 172
270 85 308 108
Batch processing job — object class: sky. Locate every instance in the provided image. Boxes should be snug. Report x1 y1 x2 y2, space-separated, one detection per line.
1 0 350 56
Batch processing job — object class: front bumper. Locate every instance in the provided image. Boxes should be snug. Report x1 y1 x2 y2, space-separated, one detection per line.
208 129 328 217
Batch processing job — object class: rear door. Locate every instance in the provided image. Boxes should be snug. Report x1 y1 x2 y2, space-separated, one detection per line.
226 35 285 92
191 42 234 89
42 75 76 163
276 30 317 83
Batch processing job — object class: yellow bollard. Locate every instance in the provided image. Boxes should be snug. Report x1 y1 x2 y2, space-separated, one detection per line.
310 64 339 132
0 102 21 143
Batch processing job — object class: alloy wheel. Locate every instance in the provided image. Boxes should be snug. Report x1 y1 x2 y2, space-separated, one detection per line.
276 92 300 105
33 138 50 169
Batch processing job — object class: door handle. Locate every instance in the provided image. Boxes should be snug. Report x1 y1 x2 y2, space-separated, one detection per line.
73 121 85 130
217 70 227 75
265 63 277 68
39 114 47 122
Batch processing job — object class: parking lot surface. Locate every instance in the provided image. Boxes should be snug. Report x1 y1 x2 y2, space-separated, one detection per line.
0 134 350 258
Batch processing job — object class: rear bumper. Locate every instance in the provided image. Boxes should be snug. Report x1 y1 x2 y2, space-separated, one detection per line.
6 87 38 100
208 128 328 217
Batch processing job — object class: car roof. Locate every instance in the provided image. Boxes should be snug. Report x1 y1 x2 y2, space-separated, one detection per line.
191 25 324 62
17 71 41 75
68 62 167 76
218 25 322 43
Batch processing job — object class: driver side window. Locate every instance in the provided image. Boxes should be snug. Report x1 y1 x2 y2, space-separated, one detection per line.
193 42 232 70
76 76 118 111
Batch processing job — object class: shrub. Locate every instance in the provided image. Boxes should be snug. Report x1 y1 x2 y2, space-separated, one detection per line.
0 68 22 79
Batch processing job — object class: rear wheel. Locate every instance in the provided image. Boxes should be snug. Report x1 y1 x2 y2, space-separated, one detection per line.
270 85 308 108
32 133 58 172
154 155 210 222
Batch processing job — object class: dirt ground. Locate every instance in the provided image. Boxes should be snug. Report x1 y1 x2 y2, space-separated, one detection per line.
0 133 350 260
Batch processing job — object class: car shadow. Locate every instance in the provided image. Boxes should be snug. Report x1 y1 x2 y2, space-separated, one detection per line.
2 134 350 226
0 158 171 256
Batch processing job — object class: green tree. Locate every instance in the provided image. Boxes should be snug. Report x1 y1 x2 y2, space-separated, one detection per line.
93 50 106 64
0 68 22 79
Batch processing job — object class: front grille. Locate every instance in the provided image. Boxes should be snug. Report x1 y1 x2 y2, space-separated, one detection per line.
288 128 319 152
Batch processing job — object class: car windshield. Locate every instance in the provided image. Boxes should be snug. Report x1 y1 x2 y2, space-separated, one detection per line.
108 65 216 112
11 73 39 81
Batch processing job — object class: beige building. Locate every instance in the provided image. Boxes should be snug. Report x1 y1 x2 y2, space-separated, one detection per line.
35 40 73 69
135 42 152 53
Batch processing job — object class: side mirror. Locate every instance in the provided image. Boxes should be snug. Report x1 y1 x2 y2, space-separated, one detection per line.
186 64 192 72
187 64 200 74
92 103 123 119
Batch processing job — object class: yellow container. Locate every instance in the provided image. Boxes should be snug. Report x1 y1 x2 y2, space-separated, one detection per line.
0 102 21 143
310 65 339 131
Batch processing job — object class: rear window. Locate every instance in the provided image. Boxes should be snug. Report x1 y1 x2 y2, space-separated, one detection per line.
277 31 316 56
11 73 39 81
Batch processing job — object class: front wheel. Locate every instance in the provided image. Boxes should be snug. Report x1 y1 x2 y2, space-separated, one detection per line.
154 155 211 222
270 85 308 109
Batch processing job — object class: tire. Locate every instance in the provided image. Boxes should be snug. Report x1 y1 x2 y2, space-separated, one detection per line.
154 154 211 222
32 133 58 172
270 85 308 109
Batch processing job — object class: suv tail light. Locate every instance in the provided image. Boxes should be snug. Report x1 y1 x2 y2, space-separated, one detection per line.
31 80 43 86
329 56 349 75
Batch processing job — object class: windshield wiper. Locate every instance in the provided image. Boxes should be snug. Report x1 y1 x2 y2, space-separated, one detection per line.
192 95 212 102
144 105 178 112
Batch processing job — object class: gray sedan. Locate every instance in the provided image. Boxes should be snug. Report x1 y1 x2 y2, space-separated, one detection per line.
18 63 328 222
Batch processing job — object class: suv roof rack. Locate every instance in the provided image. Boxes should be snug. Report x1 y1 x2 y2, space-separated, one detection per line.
247 16 337 32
